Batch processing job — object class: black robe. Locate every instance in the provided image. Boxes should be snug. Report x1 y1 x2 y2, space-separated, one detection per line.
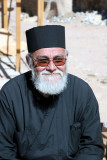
0 71 104 160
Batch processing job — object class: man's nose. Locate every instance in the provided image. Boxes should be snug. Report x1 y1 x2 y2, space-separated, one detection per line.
46 60 56 72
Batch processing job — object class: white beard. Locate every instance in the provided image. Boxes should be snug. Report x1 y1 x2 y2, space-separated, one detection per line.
29 57 68 95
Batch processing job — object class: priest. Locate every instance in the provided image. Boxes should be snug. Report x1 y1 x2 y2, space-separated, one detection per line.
0 25 104 160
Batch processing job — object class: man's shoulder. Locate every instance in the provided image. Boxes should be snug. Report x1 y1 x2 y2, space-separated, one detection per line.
67 73 93 96
68 73 89 87
1 71 31 92
67 74 98 118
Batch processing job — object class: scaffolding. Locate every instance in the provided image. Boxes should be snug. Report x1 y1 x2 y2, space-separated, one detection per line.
1 0 44 71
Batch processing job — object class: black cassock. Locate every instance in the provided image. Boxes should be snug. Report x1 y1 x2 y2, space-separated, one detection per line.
0 71 104 160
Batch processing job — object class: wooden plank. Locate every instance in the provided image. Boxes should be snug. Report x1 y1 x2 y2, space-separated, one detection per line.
16 0 21 71
3 0 8 29
37 0 44 26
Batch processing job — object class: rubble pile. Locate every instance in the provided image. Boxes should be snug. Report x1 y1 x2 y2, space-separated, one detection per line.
46 11 107 26
20 10 107 26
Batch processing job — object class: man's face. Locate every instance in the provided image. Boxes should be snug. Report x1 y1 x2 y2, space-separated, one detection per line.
31 47 67 83
28 47 68 95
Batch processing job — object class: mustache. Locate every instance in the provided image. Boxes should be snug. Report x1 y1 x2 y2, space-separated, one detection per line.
39 70 64 76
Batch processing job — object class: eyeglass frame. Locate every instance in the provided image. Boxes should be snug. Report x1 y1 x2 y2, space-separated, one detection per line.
31 55 67 67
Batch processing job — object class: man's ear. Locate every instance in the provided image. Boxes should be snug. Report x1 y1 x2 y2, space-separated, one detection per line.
26 54 29 65
66 51 68 59
26 54 33 68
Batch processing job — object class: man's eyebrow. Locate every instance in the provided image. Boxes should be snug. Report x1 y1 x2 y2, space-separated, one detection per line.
36 54 64 59
36 55 48 59
53 54 65 58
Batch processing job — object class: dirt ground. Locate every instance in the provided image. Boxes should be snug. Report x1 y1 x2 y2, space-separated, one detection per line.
64 23 107 123
0 11 107 123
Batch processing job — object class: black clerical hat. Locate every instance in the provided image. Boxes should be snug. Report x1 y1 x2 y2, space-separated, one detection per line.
26 25 65 52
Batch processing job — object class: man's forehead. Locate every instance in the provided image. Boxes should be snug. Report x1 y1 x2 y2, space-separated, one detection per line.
32 47 65 56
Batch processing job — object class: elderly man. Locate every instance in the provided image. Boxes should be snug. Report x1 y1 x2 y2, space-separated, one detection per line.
0 25 104 160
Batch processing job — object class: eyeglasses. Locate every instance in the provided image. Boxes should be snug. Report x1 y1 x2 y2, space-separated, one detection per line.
32 56 66 67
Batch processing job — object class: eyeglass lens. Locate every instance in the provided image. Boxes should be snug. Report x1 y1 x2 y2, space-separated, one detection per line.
36 57 66 67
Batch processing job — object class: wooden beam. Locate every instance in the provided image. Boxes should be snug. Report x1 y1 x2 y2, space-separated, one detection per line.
37 0 44 26
3 0 8 29
16 0 21 71
0 7 14 12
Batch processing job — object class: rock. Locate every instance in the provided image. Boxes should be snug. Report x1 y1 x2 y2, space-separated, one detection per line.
101 79 107 84
87 73 96 77
82 12 102 25
21 12 29 20
47 11 107 26
0 28 27 56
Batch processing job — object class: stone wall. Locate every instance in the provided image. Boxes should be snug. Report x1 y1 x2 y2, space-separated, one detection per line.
21 0 72 18
21 0 107 18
